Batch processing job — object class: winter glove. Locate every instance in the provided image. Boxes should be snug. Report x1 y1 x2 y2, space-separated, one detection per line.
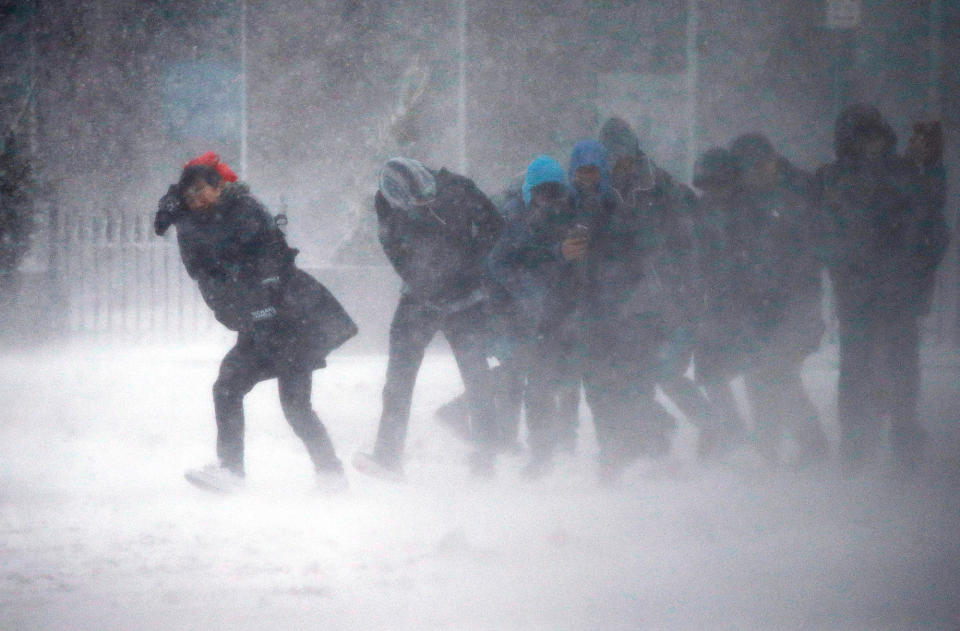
202 271 283 332
247 275 283 325
154 185 183 236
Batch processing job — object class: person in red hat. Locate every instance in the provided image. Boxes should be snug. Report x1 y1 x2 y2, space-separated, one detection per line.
155 152 357 493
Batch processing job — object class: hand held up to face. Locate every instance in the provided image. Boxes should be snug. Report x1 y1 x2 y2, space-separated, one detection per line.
561 224 589 262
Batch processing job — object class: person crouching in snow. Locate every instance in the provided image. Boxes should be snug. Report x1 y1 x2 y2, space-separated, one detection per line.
353 157 504 480
154 152 357 493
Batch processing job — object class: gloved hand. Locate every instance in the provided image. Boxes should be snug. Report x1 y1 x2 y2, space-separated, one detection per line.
207 271 283 331
154 185 183 236
247 275 282 325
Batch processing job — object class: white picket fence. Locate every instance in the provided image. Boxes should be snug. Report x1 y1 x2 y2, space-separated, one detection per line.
50 211 219 340
40 210 399 348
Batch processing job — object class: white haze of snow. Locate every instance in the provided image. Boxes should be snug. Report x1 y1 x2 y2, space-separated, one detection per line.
1 341 959 630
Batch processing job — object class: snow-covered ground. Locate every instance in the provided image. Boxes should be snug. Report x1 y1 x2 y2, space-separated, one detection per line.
1 341 959 630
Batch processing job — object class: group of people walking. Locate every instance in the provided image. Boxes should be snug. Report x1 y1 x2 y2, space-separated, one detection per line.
155 103 947 492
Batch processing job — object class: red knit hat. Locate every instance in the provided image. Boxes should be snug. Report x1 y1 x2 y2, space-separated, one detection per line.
184 151 238 183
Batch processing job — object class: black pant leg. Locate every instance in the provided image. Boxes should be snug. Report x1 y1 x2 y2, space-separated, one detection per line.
837 312 884 466
444 305 500 451
493 362 525 444
554 338 583 446
374 295 441 468
583 353 669 466
742 367 785 463
212 335 264 475
743 359 826 463
517 335 565 458
556 380 581 446
277 369 342 474
880 311 925 469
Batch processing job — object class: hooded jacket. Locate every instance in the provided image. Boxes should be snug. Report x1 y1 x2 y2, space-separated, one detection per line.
522 155 568 206
568 140 616 205
725 133 823 337
486 156 573 328
599 122 701 344
816 104 949 316
693 163 756 379
487 147 626 345
728 175 825 358
567 140 632 313
376 167 503 307
599 116 657 194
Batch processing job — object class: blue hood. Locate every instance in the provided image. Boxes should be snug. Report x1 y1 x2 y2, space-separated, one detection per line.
567 140 613 199
521 155 567 205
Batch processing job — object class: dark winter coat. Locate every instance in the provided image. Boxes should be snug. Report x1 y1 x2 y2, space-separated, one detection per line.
609 164 702 334
375 168 503 309
486 191 580 334
155 182 357 372
728 181 825 360
600 121 704 370
815 105 949 319
694 189 756 381
488 144 623 349
482 161 569 361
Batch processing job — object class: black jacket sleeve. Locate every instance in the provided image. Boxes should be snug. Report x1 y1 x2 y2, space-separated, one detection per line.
211 193 296 329
464 178 505 260
227 194 293 284
374 191 407 276
154 185 183 236
913 162 950 272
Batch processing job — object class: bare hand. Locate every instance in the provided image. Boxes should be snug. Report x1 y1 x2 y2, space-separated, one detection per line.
561 237 589 261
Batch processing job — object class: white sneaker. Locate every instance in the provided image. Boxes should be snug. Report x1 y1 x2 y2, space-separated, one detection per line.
315 470 349 495
184 463 245 494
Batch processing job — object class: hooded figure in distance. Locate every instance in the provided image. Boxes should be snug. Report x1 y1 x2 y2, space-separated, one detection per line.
815 104 948 474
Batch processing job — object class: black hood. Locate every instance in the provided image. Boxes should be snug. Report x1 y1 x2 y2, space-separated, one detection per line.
599 116 656 192
693 147 741 190
834 104 897 162
599 116 640 162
